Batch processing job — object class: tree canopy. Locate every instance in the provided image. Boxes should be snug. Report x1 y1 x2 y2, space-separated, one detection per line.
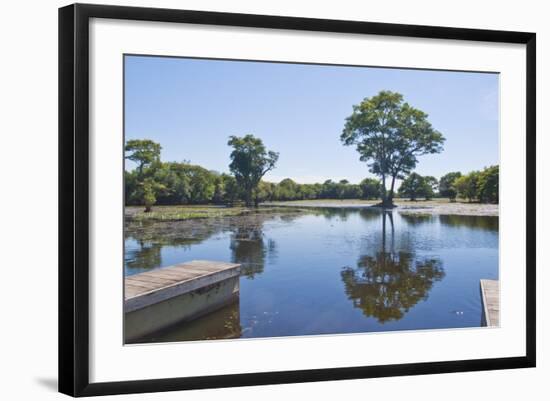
398 172 437 201
341 91 445 207
452 166 498 203
439 172 462 201
123 135 497 210
124 139 161 175
228 135 279 206
359 178 382 200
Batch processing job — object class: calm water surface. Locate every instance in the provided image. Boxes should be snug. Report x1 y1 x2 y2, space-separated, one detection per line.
124 208 498 342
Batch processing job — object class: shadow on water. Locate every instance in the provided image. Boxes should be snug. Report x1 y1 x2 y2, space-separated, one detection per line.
130 300 243 343
341 211 445 323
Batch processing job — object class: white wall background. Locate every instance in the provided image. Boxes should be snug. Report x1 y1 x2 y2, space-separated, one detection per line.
0 0 546 399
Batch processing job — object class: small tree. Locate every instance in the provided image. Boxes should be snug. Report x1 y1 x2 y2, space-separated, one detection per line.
398 172 431 201
228 135 279 207
423 176 438 200
454 172 480 202
255 181 276 204
277 178 299 200
360 178 382 200
477 165 499 203
439 172 462 201
221 174 240 205
140 177 165 212
124 139 163 211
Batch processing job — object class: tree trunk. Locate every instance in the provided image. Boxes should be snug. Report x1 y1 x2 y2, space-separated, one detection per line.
245 187 253 207
387 175 396 207
381 174 387 203
378 175 397 208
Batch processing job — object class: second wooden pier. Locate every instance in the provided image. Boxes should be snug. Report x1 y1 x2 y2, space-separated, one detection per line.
480 279 499 327
125 260 240 341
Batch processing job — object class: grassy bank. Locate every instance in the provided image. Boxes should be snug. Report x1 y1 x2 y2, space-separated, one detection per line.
126 198 498 221
125 205 249 221
125 204 309 221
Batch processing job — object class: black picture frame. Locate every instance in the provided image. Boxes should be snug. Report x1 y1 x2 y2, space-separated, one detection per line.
59 3 536 397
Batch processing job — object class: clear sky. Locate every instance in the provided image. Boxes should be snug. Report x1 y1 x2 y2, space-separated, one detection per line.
125 55 499 184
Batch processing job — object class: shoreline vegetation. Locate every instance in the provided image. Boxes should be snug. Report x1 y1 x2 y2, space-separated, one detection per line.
125 91 498 214
125 198 498 223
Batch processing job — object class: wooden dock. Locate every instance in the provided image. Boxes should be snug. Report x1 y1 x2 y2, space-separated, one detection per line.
480 279 499 327
125 260 240 341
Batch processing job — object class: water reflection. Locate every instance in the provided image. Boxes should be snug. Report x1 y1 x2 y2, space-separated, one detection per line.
400 213 436 226
230 212 280 279
129 301 242 343
125 241 162 271
124 206 498 341
126 210 289 278
341 212 445 323
439 214 498 231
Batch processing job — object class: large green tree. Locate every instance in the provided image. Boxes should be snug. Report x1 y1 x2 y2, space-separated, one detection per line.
228 135 279 207
454 171 480 202
341 91 445 207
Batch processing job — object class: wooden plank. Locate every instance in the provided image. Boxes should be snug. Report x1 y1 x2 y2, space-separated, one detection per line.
125 286 147 298
124 260 240 312
173 260 238 272
126 275 179 286
125 280 158 291
135 269 201 281
480 279 500 327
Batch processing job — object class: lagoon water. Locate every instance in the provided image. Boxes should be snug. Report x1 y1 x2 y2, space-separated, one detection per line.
124 208 498 343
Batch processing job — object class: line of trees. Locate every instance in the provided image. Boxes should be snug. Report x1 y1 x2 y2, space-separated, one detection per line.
125 138 499 209
125 90 497 211
397 166 499 203
124 139 385 209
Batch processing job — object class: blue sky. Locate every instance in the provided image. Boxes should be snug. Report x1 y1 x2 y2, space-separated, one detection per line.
125 55 499 184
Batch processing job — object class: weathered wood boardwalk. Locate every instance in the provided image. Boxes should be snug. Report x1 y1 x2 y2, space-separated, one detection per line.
480 279 499 327
125 260 240 341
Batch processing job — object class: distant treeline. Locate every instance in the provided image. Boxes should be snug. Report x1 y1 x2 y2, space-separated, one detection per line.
125 162 383 206
125 154 499 206
399 166 499 203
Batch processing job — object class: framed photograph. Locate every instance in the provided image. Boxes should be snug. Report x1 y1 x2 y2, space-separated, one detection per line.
58 3 536 397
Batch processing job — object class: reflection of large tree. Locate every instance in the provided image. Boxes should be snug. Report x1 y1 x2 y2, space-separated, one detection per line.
229 214 278 279
341 212 445 323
